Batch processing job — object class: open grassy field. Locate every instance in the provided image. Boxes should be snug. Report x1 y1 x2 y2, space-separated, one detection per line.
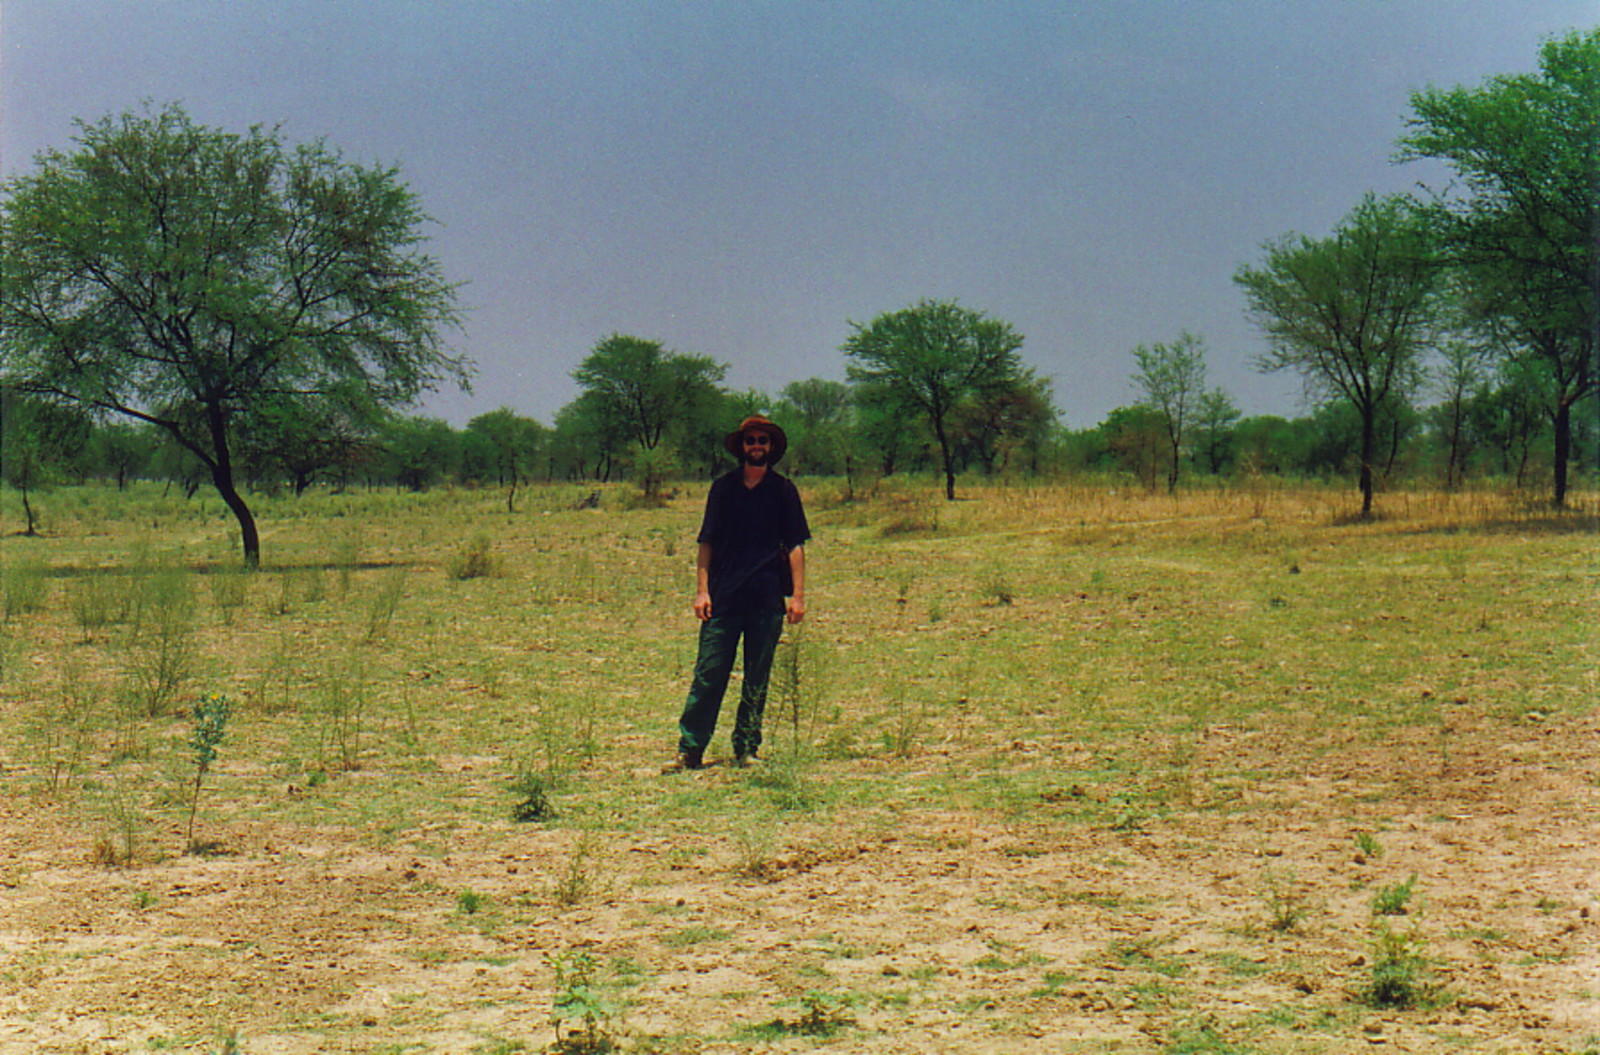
0 478 1596 1054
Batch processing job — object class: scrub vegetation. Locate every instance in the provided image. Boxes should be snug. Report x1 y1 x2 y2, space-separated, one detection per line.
0 476 1594 1053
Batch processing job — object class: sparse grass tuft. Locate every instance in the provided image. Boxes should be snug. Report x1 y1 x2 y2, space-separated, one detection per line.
446 532 500 580
1261 870 1312 934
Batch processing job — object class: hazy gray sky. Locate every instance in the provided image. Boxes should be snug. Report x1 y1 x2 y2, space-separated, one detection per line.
3 1 1593 429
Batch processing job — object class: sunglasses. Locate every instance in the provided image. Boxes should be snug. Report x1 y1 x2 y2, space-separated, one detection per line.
742 433 773 446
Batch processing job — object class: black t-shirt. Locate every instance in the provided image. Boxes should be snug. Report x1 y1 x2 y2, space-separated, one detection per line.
697 469 811 612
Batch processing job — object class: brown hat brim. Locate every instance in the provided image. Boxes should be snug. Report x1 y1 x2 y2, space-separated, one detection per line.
724 416 787 464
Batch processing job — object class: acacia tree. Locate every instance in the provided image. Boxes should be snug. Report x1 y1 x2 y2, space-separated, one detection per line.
949 367 1058 477
462 407 546 511
572 335 726 450
778 378 853 476
1131 331 1209 493
1433 338 1492 490
1235 194 1440 518
1399 29 1598 506
0 106 467 565
1191 387 1242 475
842 299 1025 500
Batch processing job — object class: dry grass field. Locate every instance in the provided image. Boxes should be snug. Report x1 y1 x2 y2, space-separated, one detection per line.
0 478 1596 1054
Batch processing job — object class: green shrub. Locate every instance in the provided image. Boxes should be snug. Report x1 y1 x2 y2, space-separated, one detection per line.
1371 874 1419 917
446 533 499 580
1361 922 1441 1009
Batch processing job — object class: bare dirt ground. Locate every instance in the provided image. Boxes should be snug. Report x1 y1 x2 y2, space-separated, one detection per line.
1 706 1596 1054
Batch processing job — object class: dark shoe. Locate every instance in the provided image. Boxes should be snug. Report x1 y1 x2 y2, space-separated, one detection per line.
666 749 704 773
733 751 759 769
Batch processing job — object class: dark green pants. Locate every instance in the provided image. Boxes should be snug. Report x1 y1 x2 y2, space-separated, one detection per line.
678 606 786 758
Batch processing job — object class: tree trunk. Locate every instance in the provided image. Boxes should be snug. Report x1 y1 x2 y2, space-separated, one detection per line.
933 413 956 501
202 409 260 567
1358 408 1376 519
213 467 261 568
1552 397 1571 508
20 489 38 536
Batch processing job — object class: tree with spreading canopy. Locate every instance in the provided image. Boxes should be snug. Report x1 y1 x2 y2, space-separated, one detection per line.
0 105 467 565
572 335 726 452
570 334 727 495
1131 331 1209 493
842 299 1025 500
462 407 546 511
1235 194 1440 518
1398 28 1598 507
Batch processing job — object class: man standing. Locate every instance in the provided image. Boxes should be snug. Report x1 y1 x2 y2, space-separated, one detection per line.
673 415 810 770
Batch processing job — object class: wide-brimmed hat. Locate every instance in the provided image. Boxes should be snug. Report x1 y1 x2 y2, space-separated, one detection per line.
723 415 788 464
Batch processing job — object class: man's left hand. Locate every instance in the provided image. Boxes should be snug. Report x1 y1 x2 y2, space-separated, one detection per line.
786 597 806 624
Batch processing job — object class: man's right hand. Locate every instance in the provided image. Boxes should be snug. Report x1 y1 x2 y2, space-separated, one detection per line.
693 591 713 621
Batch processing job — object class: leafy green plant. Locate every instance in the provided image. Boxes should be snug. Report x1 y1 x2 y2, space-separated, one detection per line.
1354 831 1383 858
1360 921 1441 1008
745 990 855 1040
1371 874 1419 917
549 950 622 1053
186 692 231 851
509 770 555 823
457 889 488 915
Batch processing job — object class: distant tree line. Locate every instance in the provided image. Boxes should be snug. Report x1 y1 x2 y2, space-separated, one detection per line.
5 346 1591 504
3 32 1593 561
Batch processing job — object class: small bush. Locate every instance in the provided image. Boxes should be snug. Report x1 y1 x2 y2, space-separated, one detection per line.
1261 871 1311 934
1371 874 1419 917
510 772 555 823
549 950 623 1053
1361 922 1441 1009
69 569 130 635
446 533 499 580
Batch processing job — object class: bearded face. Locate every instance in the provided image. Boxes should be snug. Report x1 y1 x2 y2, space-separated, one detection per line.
740 430 774 465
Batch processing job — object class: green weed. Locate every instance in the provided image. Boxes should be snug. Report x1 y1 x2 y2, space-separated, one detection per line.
549 949 623 1054
1261 870 1312 934
446 532 500 580
1370 874 1419 917
365 567 407 642
1360 921 1441 1009
185 692 231 851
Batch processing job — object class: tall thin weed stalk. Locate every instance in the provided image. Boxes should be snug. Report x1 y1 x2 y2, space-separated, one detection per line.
314 652 371 772
128 565 198 715
365 568 407 642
